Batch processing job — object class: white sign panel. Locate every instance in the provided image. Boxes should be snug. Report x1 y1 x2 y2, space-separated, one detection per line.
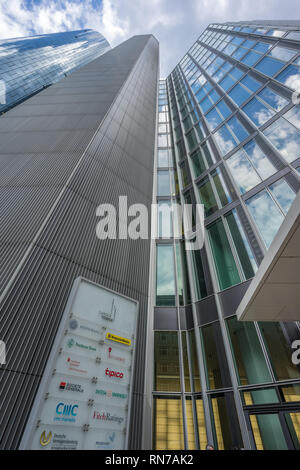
20 278 138 450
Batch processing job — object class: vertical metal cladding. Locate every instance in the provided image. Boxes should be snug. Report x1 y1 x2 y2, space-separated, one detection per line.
0 35 159 449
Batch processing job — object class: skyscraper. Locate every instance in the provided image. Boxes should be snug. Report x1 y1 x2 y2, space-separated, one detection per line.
0 29 110 114
0 33 158 450
151 21 300 451
0 20 299 451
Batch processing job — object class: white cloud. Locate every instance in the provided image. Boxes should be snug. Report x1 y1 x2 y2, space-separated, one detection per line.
0 0 300 76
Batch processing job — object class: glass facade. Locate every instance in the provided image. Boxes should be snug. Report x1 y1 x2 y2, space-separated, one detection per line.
152 22 300 450
0 29 110 113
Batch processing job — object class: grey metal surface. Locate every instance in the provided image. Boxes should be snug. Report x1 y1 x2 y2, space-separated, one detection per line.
0 34 158 449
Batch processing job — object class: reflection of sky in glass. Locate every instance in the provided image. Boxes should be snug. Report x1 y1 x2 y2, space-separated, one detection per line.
269 46 297 62
156 245 176 296
263 118 300 163
206 108 222 131
0 29 110 112
258 88 288 111
214 124 236 156
227 149 261 193
243 97 275 127
255 56 284 77
157 171 170 196
276 64 300 91
283 107 300 130
287 32 300 41
244 140 276 179
227 116 249 142
246 190 284 248
269 179 296 214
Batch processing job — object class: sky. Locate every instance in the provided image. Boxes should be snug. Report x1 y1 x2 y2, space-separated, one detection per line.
0 0 300 77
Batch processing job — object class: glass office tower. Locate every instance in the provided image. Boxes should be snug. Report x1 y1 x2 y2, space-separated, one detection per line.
0 29 110 114
151 22 300 450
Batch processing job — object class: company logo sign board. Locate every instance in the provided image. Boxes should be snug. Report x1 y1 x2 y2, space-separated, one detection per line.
24 279 138 451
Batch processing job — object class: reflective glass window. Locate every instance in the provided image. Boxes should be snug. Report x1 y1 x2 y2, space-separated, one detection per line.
201 323 231 389
227 116 249 142
214 125 236 156
208 219 241 289
246 190 284 248
227 316 271 385
255 56 284 76
227 148 261 193
228 83 251 106
156 245 176 306
259 323 300 381
263 118 300 163
269 179 296 214
226 210 257 278
242 97 275 127
258 87 288 111
157 170 170 196
198 177 218 217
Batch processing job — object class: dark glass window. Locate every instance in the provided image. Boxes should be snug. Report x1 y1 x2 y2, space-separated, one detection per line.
227 316 271 385
259 323 300 381
201 322 231 390
154 332 180 391
208 219 241 289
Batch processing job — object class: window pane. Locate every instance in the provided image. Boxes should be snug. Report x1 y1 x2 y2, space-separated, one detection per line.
250 414 288 450
154 332 180 391
259 323 300 381
176 243 191 305
276 64 300 90
208 219 241 289
242 97 275 127
191 250 208 301
255 56 284 76
211 167 231 206
201 323 231 389
246 190 284 248
241 50 261 66
153 397 184 450
158 134 168 147
157 170 170 196
198 177 218 217
227 116 249 142
191 149 207 177
258 87 288 111
156 245 176 306
269 46 297 62
189 330 201 392
227 316 271 385
210 394 243 450
229 83 250 106
269 179 296 214
220 74 235 91
195 398 207 449
263 118 300 163
243 139 276 179
240 75 261 92
186 398 197 449
206 108 222 131
158 201 173 238
182 332 191 392
158 149 169 167
214 124 236 156
226 148 261 193
226 210 257 278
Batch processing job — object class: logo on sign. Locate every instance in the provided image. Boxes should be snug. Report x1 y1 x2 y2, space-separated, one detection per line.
106 332 131 346
66 357 88 375
105 368 124 379
108 346 125 363
40 431 52 447
54 402 79 423
59 381 84 393
92 410 123 425
100 299 117 322
95 432 116 449
95 388 127 400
